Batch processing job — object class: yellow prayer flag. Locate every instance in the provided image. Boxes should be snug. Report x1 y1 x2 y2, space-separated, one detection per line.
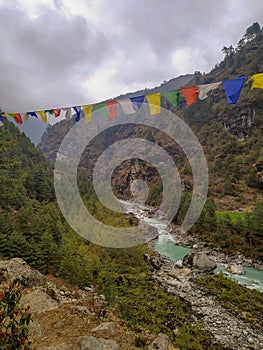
146 93 161 115
1 113 13 117
83 104 93 123
37 111 47 123
251 73 263 90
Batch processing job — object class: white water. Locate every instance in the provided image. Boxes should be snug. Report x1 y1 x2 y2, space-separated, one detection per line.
121 200 263 293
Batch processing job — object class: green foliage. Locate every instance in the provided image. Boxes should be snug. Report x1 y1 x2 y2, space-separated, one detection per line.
0 281 33 350
244 22 261 42
223 176 236 196
198 273 263 331
147 181 163 206
194 197 217 233
215 211 246 222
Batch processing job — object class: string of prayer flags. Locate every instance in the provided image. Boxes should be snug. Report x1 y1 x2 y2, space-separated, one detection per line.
250 73 263 90
163 90 181 107
73 106 81 122
83 105 93 123
118 99 136 114
198 82 222 100
37 111 47 123
223 77 246 104
105 100 118 120
181 86 199 106
1 72 263 128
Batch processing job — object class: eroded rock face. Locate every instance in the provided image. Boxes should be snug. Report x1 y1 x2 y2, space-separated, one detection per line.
0 258 46 287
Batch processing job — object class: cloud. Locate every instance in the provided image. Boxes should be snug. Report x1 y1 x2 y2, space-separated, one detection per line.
0 1 111 112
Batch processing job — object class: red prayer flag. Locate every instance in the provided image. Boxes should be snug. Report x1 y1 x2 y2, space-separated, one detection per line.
14 113 23 125
53 109 61 117
105 100 118 120
181 86 199 106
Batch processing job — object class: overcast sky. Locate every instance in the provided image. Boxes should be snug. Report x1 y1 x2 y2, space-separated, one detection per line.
0 0 262 116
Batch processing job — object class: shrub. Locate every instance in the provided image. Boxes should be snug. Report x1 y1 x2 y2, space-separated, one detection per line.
0 281 33 350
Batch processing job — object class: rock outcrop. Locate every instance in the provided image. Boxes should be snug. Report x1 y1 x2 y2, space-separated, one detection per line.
148 333 172 350
91 321 117 336
0 258 45 287
77 336 120 350
227 264 244 275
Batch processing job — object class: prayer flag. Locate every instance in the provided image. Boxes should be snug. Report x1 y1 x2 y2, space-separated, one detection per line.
198 82 222 100
0 115 4 127
163 90 181 106
131 95 145 111
22 113 29 122
223 77 246 104
27 112 38 118
250 73 263 90
118 99 136 114
105 100 118 120
92 102 109 117
14 113 23 125
73 106 82 122
181 86 199 106
146 93 161 115
83 105 93 123
64 108 72 120
1 113 12 117
37 111 47 123
53 109 61 117
45 110 54 115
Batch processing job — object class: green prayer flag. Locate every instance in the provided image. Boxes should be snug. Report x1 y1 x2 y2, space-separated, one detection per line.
163 90 181 106
92 102 109 117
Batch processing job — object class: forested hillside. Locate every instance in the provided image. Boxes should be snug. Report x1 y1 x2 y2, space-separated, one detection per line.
0 120 230 349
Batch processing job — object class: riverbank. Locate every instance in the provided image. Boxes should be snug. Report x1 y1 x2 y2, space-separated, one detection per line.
144 252 263 350
168 222 263 272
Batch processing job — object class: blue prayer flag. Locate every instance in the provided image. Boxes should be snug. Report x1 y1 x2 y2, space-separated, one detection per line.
223 77 246 104
73 106 81 122
27 111 38 118
130 96 145 111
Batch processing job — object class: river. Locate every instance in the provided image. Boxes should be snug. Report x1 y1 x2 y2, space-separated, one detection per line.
122 201 263 293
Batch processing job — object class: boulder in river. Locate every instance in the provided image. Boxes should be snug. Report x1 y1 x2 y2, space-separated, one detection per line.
183 251 216 272
227 264 244 275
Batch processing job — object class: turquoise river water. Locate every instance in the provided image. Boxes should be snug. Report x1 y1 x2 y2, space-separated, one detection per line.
123 201 263 293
